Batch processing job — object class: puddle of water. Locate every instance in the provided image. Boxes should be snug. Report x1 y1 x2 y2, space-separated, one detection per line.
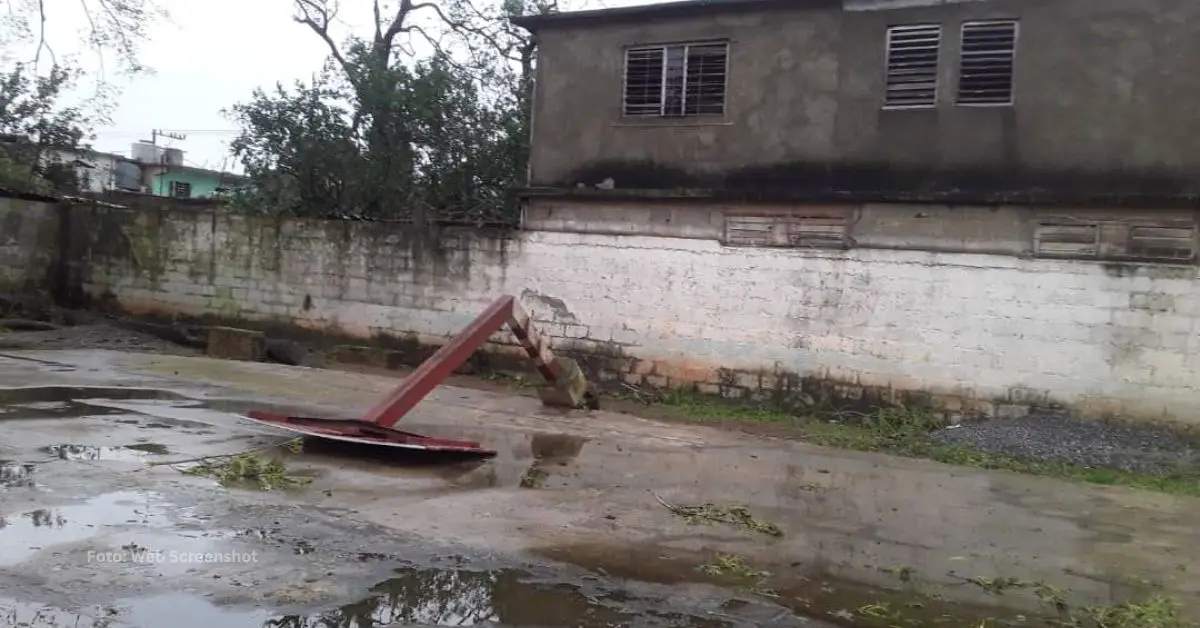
0 598 117 627
0 387 187 405
287 429 593 491
123 594 274 627
0 567 731 628
0 400 129 420
40 444 168 462
124 443 170 455
278 565 724 627
0 388 208 423
140 418 213 430
535 542 1041 628
0 491 173 566
81 399 263 431
0 594 274 628
530 433 588 459
0 461 36 488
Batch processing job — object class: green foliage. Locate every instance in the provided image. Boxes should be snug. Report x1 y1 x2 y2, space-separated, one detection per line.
227 0 564 224
182 452 309 491
0 62 92 195
227 65 360 215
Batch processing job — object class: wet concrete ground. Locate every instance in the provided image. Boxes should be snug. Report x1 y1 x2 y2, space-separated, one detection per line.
1 350 1199 627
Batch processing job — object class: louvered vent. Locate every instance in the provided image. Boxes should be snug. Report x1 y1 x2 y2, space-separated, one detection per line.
958 20 1019 105
884 24 941 108
725 213 848 249
1034 223 1098 258
1129 226 1195 261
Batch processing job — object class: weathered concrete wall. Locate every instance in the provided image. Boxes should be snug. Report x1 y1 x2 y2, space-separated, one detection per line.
70 203 1200 425
0 197 59 294
531 5 842 185
530 0 1200 199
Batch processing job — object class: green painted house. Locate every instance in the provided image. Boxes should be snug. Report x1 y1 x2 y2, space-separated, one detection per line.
144 164 249 199
128 141 247 199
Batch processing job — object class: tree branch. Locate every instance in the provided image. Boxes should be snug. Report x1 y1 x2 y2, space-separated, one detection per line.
413 0 515 60
93 0 140 66
33 0 56 68
293 0 351 75
372 0 383 47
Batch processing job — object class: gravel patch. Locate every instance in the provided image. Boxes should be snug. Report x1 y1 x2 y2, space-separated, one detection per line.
0 323 202 356
931 413 1200 475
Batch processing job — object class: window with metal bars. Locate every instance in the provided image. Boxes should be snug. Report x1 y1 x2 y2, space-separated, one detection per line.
169 181 192 199
623 42 728 117
883 24 941 108
957 20 1018 106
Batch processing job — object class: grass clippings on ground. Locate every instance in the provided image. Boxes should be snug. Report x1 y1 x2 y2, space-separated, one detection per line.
697 553 777 598
651 490 783 537
182 453 310 490
169 438 309 491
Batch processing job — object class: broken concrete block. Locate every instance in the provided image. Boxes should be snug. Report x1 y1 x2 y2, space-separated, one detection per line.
537 357 593 409
206 326 266 362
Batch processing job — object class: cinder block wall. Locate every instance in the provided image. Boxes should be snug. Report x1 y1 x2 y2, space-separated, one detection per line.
0 197 59 294
68 204 1200 425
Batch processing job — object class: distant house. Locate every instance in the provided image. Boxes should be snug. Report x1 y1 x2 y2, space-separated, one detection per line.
139 163 249 199
130 141 248 199
44 147 142 195
1 135 247 199
0 134 140 195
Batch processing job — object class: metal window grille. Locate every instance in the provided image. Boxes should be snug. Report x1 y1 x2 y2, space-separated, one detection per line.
623 42 728 117
883 24 941 108
1129 226 1195 261
957 20 1019 105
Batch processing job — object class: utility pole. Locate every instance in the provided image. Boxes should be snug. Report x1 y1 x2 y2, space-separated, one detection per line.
150 129 187 145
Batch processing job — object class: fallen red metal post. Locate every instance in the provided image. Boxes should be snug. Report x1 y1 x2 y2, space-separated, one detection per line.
242 295 593 456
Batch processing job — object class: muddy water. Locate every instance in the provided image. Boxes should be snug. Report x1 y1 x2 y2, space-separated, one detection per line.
41 444 171 461
0 386 761 628
0 483 734 627
0 491 177 566
0 566 731 628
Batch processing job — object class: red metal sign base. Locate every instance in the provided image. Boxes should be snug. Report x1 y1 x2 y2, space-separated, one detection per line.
239 294 586 458
244 411 496 455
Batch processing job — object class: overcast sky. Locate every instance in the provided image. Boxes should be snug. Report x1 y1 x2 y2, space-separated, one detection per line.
25 0 639 173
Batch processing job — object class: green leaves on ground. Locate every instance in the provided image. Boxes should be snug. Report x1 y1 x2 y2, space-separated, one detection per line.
183 452 309 491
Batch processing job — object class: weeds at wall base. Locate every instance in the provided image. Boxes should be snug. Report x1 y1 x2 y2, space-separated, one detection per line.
596 386 1200 498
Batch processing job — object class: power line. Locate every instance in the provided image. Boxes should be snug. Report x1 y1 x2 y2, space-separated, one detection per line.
92 129 239 135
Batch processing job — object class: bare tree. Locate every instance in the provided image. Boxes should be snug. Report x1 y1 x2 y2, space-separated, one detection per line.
2 0 166 74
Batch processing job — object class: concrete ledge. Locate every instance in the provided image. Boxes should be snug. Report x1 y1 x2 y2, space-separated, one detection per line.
206 327 266 362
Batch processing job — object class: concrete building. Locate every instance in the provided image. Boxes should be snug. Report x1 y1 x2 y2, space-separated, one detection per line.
130 142 248 199
2 136 245 199
514 0 1200 204
43 148 143 195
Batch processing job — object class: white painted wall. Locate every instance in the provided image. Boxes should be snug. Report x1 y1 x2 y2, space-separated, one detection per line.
82 210 1200 424
45 149 120 194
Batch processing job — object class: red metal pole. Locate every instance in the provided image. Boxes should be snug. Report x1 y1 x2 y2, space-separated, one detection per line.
363 295 517 429
361 294 583 429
